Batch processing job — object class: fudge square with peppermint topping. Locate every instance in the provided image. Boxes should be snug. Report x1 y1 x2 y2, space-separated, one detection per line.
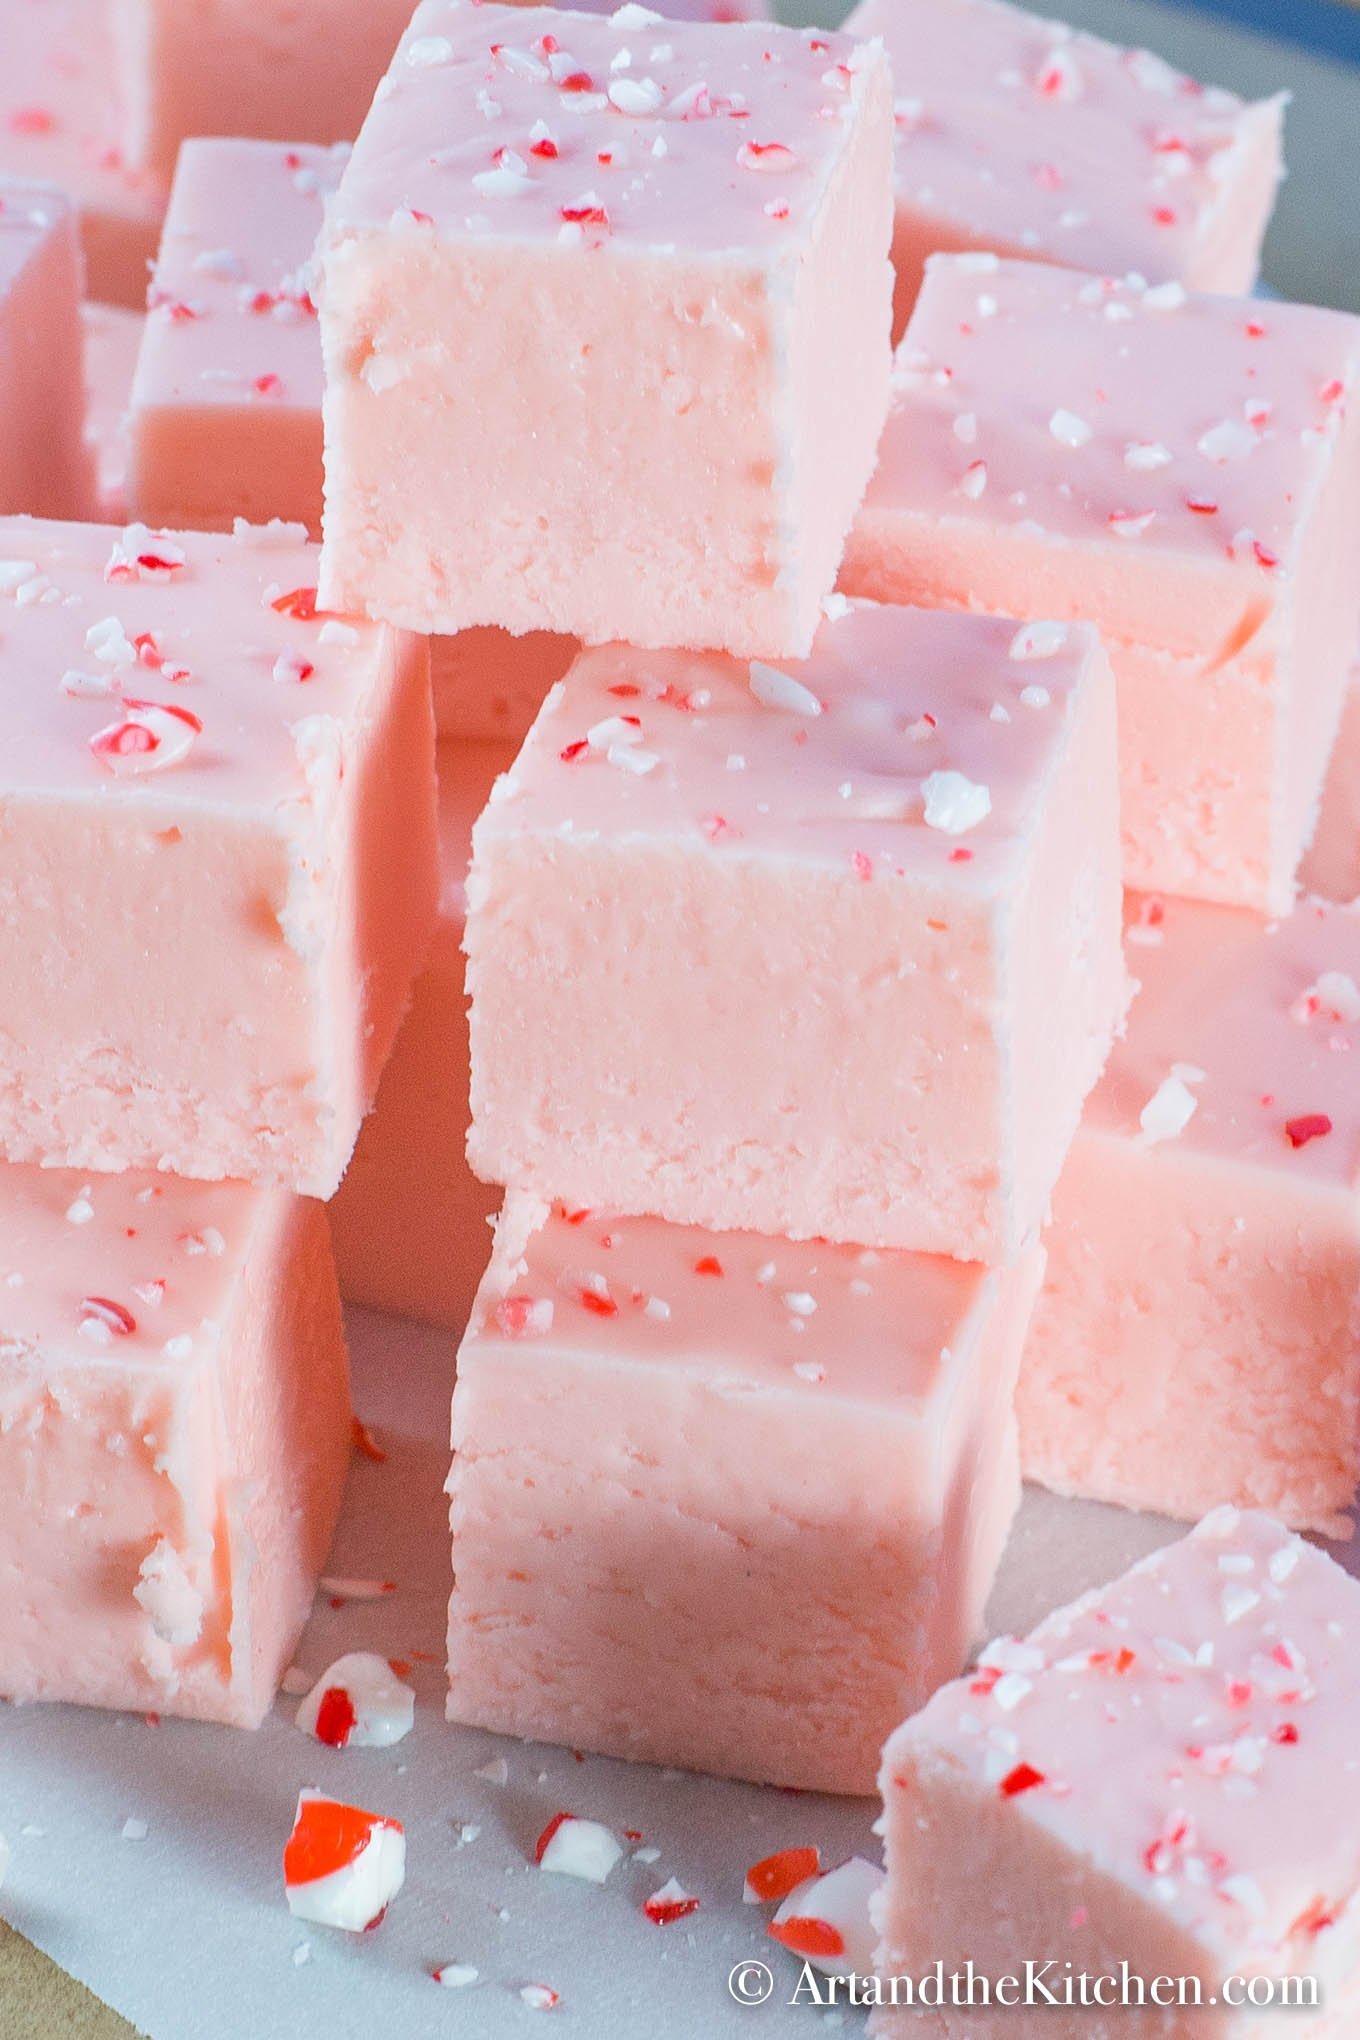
316 0 895 660
873 1509 1360 2040
127 139 347 538
124 135 578 738
1019 893 1360 1539
466 599 1126 1262
0 1163 351 1728
446 1192 1043 1794
841 257 1360 915
843 0 1284 341
0 179 90 523
0 516 436 1196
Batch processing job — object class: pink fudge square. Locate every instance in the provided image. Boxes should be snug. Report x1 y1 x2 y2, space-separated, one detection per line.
447 1191 1043 1793
874 1509 1360 2039
1 0 167 310
82 302 143 523
0 516 436 1196
126 137 577 739
111 0 422 183
0 1163 350 1727
1301 670 1360 906
467 599 1126 1262
1019 892 1360 1538
845 0 1284 340
317 1 895 660
328 740 514 1331
842 258 1360 915
127 139 346 537
1 179 92 521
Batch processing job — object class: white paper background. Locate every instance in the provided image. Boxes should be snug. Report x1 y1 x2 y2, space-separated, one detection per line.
6 1303 1354 2038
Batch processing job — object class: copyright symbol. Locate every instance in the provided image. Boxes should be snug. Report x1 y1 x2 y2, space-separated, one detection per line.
728 1960 775 2006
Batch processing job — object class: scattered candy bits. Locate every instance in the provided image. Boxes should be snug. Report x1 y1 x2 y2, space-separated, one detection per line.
767 1856 881 1977
642 1877 701 1926
744 1845 821 1905
533 1812 623 1885
295 1653 415 1750
283 1790 406 1933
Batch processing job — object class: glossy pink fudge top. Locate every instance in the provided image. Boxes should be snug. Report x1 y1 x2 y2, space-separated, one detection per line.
885 1507 1360 1981
473 598 1105 905
855 257 1360 656
325 2 885 264
480 1191 1006 1408
0 516 393 818
1097 892 1360 1193
845 0 1283 293
1 0 167 307
135 139 343 420
0 1166 276 1369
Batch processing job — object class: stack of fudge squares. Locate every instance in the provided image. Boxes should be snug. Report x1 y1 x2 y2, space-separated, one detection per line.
5 0 1360 2022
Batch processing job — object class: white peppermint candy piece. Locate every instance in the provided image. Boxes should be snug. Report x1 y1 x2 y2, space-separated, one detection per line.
768 1856 882 1977
283 1790 406 1933
748 660 822 718
533 1812 623 1884
1008 620 1068 661
921 768 991 835
296 1652 415 1749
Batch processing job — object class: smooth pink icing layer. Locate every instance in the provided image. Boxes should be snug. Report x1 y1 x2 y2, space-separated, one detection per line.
0 516 436 1195
447 1190 1042 1793
874 1509 1360 2039
111 0 422 182
842 257 1360 913
845 0 1284 339
1020 891 1360 1536
329 741 514 1330
1 180 92 521
467 599 1126 1261
1 0 166 308
1302 671 1360 906
82 302 142 523
0 1162 350 1726
317 2 894 658
128 139 345 535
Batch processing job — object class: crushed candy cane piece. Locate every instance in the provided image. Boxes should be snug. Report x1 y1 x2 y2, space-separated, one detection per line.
533 1812 623 1884
296 1653 415 1749
643 1877 700 1925
88 701 201 777
744 1845 820 1904
318 1576 397 1602
748 660 821 718
434 1962 479 1988
283 1791 405 1933
921 770 991 836
768 1857 880 1976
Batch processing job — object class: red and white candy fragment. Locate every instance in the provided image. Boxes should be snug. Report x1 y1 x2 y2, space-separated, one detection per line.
743 1845 820 1905
283 1790 406 1933
295 1653 414 1750
533 1812 623 1885
88 700 201 776
767 1856 881 1975
643 1877 700 1925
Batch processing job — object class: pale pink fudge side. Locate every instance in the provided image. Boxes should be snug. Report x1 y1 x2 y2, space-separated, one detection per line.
845 0 1284 340
467 601 1125 1261
1301 671 1360 905
448 1191 1042 1794
127 139 347 534
1 0 166 309
112 0 421 183
0 180 92 520
125 138 575 737
0 1163 350 1727
329 741 514 1330
82 303 143 522
0 516 436 1195
874 1509 1360 2039
317 1 894 660
1019 892 1360 1538
842 258 1360 914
